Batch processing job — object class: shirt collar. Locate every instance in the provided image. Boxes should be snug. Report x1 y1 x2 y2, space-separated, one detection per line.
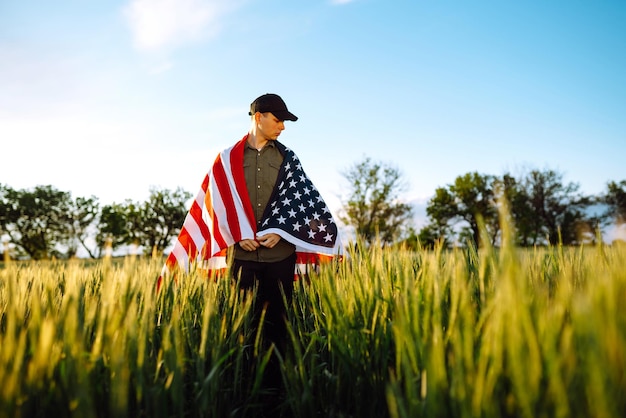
246 140 276 151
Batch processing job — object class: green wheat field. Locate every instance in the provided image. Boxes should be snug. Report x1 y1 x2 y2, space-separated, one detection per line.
1 227 625 417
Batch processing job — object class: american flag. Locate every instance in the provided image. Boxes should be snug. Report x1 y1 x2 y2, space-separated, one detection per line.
258 144 338 253
159 134 341 283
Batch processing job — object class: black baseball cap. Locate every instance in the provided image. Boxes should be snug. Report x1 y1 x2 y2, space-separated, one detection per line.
249 93 298 121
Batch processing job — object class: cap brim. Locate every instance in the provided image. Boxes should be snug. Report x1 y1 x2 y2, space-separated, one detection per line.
272 110 298 122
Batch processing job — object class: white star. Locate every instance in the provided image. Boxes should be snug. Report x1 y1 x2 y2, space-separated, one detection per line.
296 163 302 170
272 207 280 215
277 215 287 224
316 195 323 202
282 197 292 206
318 223 327 232
285 162 291 170
308 199 315 207
299 174 306 183
289 179 297 188
293 191 302 200
262 219 269 226
324 233 333 242
304 216 311 225
298 203 307 212
313 212 321 220
292 221 302 231
303 186 311 195
286 171 293 179
307 230 316 239
288 209 297 218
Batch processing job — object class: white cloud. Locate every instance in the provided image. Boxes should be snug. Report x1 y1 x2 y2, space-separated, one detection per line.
123 0 234 51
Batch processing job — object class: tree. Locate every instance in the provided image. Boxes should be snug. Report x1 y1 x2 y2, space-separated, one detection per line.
450 172 498 246
129 187 192 255
422 169 594 247
521 169 592 245
603 180 626 224
339 157 413 245
423 172 497 247
96 202 134 255
95 187 191 256
416 224 445 249
497 173 536 246
422 187 457 245
0 185 74 259
65 196 100 258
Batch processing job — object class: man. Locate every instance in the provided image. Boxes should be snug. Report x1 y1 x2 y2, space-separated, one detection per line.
161 93 340 400
232 94 300 353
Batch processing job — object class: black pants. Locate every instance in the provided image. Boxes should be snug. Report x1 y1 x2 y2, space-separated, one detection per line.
232 252 296 408
231 252 296 354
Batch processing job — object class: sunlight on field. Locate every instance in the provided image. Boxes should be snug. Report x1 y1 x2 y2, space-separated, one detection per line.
1 240 625 417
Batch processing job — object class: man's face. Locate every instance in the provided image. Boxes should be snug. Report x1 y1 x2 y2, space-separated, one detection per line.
257 112 285 141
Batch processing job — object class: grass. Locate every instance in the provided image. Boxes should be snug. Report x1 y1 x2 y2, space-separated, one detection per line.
1 236 625 417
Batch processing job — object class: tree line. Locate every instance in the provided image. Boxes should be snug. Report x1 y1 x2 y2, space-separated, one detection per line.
338 159 626 248
1 160 625 260
418 170 626 248
0 184 191 260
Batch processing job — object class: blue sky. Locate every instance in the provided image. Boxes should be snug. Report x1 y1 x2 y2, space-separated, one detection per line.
1 0 625 233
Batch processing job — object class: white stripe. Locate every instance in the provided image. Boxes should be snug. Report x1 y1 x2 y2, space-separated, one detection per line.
257 228 343 256
202 256 228 270
184 216 207 254
194 188 206 208
207 174 235 244
171 243 190 271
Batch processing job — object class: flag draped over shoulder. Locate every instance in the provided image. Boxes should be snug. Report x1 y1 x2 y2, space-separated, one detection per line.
160 134 341 283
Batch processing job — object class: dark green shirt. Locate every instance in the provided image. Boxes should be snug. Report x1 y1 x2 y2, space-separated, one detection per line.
233 140 296 262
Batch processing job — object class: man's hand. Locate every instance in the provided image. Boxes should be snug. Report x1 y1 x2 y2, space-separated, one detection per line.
257 233 281 248
239 239 260 252
239 234 281 251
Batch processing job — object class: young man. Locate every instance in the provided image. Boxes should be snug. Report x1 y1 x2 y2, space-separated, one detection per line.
232 94 300 354
161 93 340 396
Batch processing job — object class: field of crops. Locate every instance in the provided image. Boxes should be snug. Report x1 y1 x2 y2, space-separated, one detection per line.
1 233 625 417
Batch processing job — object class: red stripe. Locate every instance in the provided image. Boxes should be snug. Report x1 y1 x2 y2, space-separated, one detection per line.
212 154 241 242
200 172 209 192
189 199 209 240
165 251 178 269
177 226 198 260
296 252 337 264
231 136 256 233
203 179 228 251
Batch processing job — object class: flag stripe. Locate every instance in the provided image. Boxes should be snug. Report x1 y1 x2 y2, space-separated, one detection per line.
258 228 338 255
219 143 255 239
206 175 232 250
212 155 242 241
171 240 191 270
